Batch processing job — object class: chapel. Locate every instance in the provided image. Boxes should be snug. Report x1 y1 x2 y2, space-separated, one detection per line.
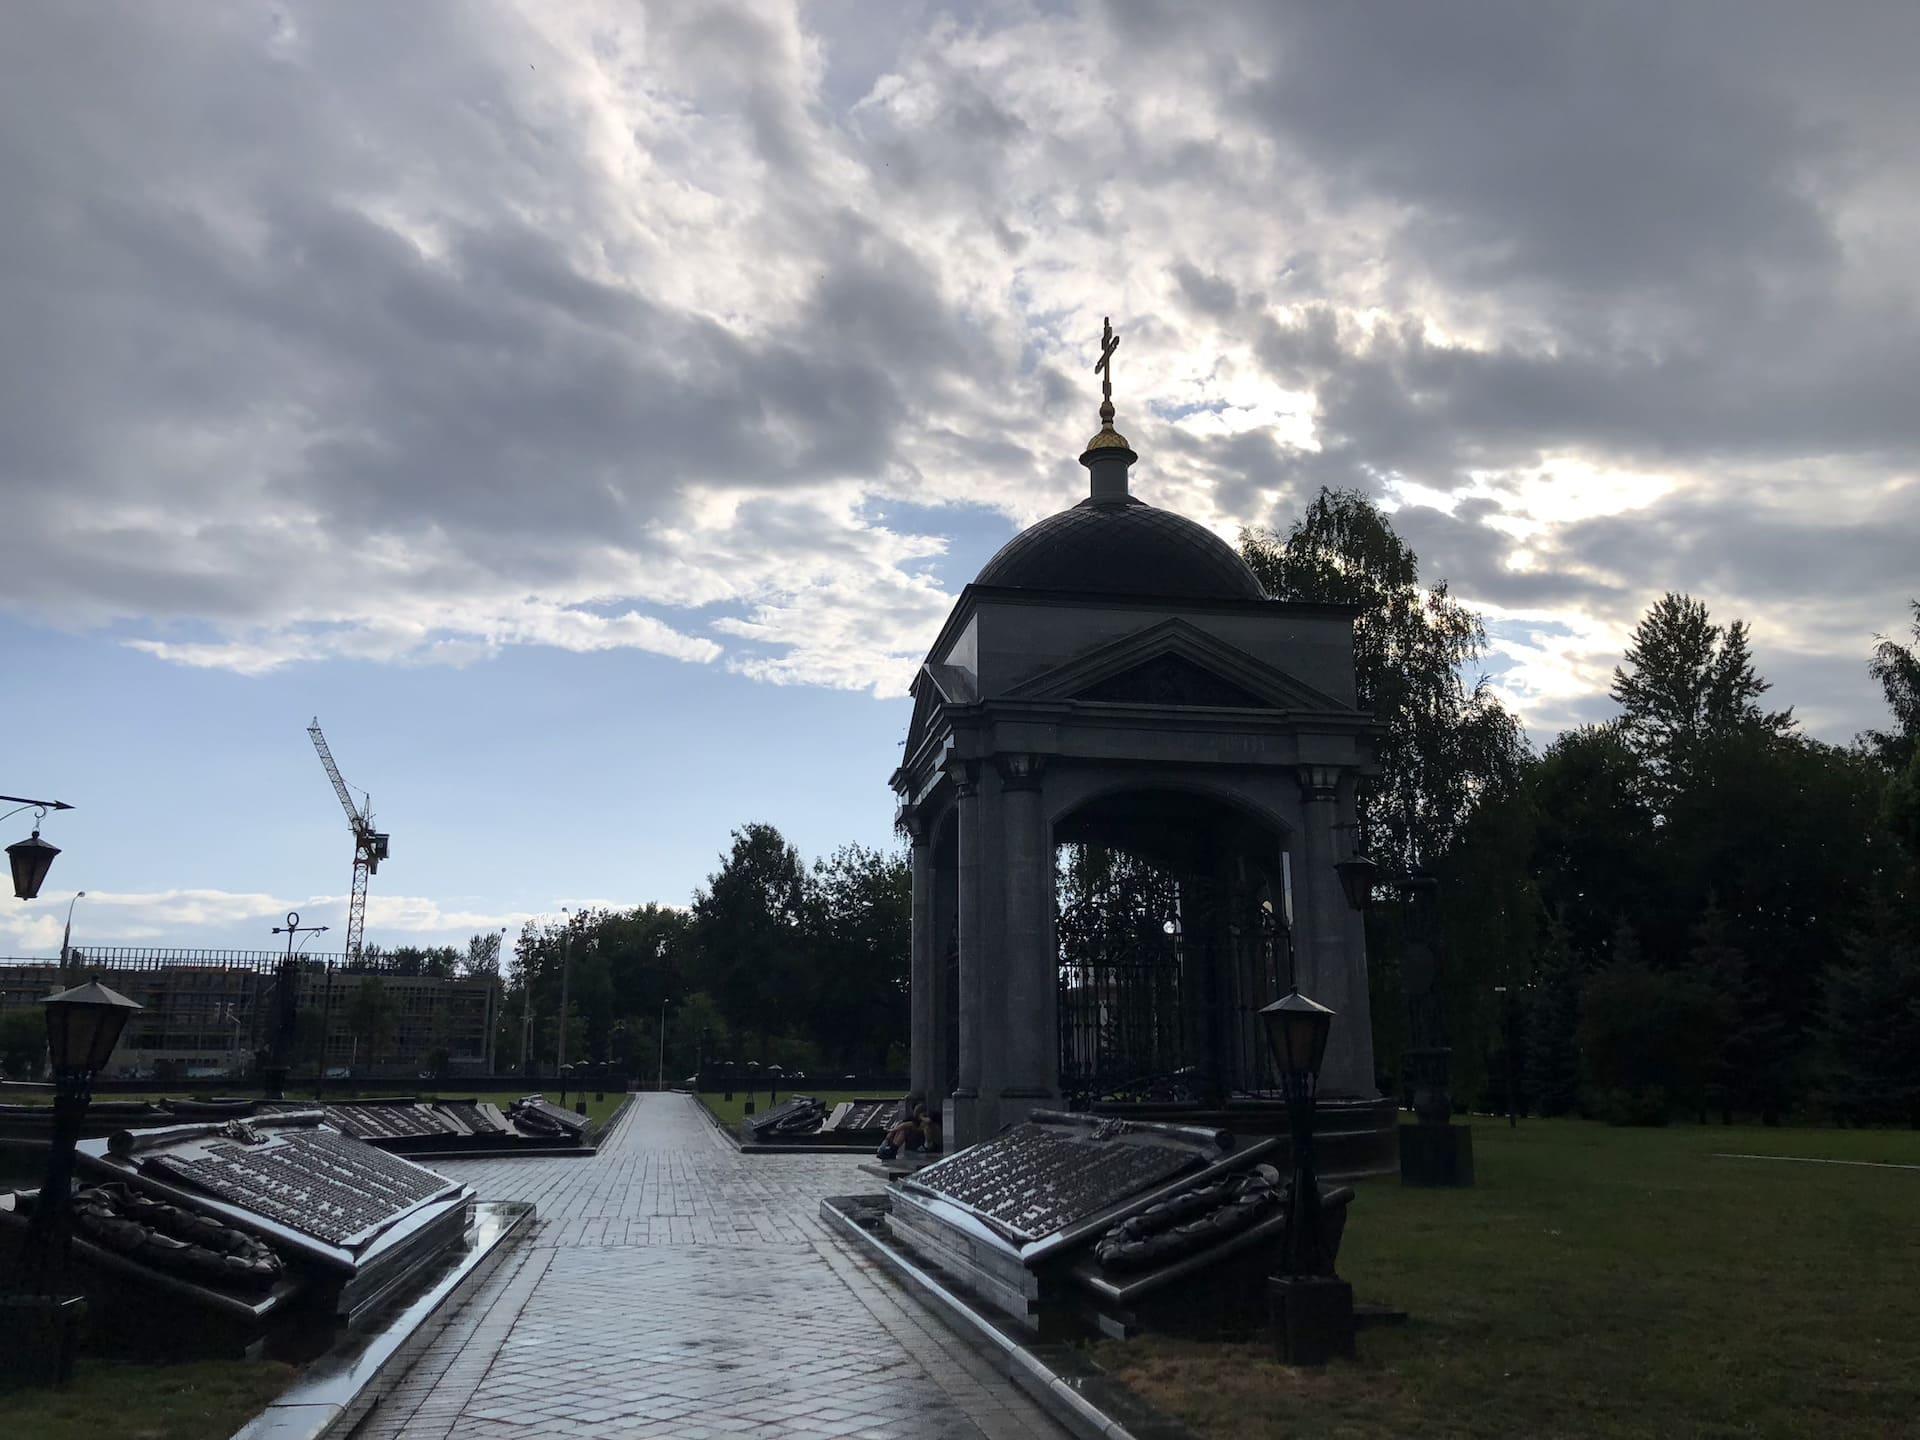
892 322 1389 1155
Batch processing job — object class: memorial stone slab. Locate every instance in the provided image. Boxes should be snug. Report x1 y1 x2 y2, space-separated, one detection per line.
821 1099 899 1135
742 1094 827 1140
142 1125 447 1247
324 1101 460 1143
879 1113 1305 1336
77 1113 473 1326
508 1095 590 1139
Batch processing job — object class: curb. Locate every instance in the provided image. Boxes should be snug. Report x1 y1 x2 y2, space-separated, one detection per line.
819 1196 1197 1440
589 1090 638 1146
229 1201 537 1440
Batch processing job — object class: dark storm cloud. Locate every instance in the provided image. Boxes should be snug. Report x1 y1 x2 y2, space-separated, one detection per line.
0 1 1000 678
1555 485 1920 611
0 0 1914 728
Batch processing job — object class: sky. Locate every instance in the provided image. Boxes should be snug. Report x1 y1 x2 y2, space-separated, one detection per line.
3 2 1916 954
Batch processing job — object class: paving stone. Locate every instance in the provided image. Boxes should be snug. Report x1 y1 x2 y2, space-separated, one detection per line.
354 1094 1065 1440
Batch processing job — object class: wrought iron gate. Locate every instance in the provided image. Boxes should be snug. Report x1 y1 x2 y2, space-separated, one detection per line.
1057 887 1290 1107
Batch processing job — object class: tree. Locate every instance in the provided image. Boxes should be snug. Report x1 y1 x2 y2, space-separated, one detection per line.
1691 900 1784 1125
804 844 911 1072
1434 771 1544 1108
1527 725 1659 966
688 824 810 1061
1815 905 1920 1127
1524 915 1583 1117
0 1008 45 1079
1609 593 1793 813
463 931 503 980
1241 488 1527 871
1863 599 1920 770
1885 751 1920 862
1578 948 1718 1125
1657 729 1886 1113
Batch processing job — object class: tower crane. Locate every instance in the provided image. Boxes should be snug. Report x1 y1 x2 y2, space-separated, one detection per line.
307 718 390 962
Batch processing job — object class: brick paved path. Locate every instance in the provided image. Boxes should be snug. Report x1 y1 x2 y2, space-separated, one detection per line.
358 1093 1066 1439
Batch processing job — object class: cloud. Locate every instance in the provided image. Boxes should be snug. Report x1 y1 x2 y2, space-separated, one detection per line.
0 1 1916 740
0 887 548 955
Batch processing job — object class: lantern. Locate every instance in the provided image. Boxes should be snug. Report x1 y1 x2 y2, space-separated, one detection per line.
42 979 142 1077
1259 988 1335 1102
1334 854 1378 913
8 829 60 901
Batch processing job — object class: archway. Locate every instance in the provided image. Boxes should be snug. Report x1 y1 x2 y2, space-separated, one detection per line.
1054 788 1294 1108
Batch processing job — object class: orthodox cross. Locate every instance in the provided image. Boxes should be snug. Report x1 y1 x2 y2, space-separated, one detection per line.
1093 316 1120 410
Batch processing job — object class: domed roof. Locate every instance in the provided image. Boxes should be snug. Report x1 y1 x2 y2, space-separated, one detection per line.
974 495 1268 602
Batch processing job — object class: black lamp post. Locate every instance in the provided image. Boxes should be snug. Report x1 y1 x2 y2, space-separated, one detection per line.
28 980 143 1294
265 912 325 1101
1260 984 1353 1364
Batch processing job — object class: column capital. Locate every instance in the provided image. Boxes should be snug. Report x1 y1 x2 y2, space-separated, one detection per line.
994 752 1046 791
1297 765 1342 803
945 757 981 798
897 802 931 846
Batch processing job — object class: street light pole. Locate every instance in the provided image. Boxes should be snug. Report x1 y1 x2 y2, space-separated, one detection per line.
265 911 326 1100
657 998 671 1093
555 908 573 1081
58 891 85 983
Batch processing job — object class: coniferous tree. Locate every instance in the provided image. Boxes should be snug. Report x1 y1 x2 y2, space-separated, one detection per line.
1815 907 1920 1127
1691 900 1784 1125
1578 941 1717 1126
1610 592 1793 815
1528 725 1658 965
1525 915 1583 1117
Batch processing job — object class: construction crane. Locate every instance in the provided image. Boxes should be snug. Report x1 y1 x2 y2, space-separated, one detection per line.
307 718 390 963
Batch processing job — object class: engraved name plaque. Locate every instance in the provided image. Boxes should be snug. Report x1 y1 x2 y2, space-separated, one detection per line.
905 1117 1202 1244
145 1126 450 1247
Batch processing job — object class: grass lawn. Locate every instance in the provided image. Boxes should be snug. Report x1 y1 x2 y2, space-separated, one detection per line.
1093 1119 1920 1439
694 1088 881 1131
0 1359 295 1440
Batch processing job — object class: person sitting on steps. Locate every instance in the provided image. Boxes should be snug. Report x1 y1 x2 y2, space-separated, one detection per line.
875 1095 939 1161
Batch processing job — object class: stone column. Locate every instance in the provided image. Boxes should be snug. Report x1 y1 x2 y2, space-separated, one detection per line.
945 759 985 1146
931 848 957 1103
906 808 936 1102
1296 765 1371 1097
993 753 1056 1129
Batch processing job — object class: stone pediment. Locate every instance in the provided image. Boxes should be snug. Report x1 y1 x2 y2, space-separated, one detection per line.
903 663 979 763
1008 618 1352 713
